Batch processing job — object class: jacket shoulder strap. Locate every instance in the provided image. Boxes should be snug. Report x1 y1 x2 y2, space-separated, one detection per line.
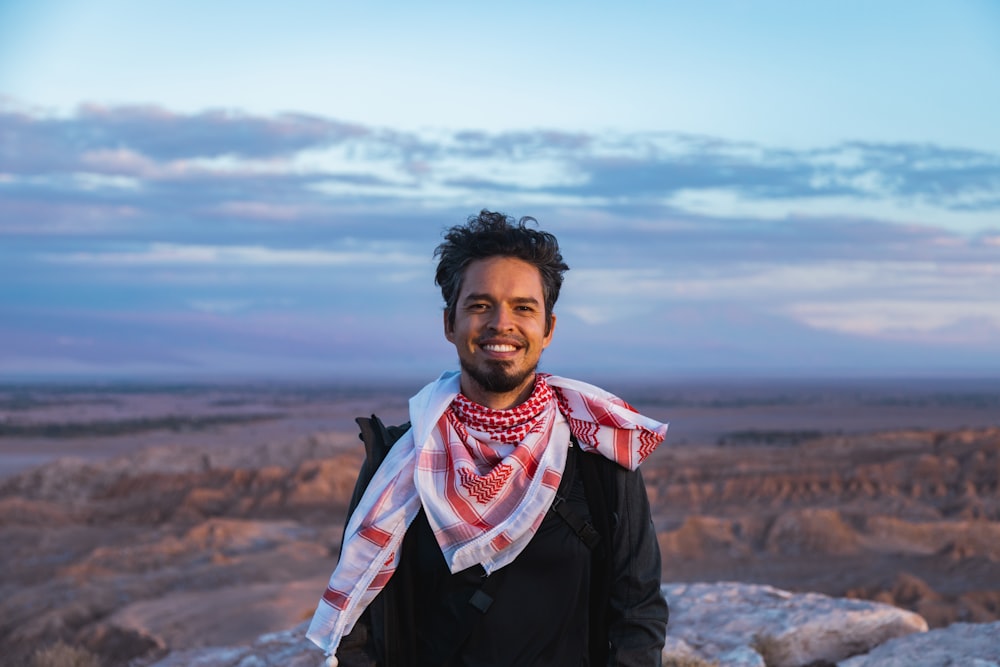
346 415 411 534
345 415 412 666
572 437 620 667
355 414 410 470
550 442 604 553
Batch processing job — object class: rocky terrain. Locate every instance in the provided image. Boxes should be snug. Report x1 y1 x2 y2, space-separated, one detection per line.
647 427 1000 629
1 382 998 666
30 583 1000 666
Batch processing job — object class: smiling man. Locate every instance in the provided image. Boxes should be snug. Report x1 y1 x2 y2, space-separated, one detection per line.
308 210 670 666
443 254 555 408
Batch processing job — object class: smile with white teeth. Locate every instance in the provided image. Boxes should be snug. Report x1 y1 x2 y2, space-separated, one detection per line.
482 344 518 352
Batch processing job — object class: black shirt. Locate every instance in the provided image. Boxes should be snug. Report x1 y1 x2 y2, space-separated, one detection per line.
410 464 593 666
348 433 669 667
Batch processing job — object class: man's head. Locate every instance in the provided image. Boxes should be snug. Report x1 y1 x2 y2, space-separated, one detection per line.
435 210 569 408
434 210 569 334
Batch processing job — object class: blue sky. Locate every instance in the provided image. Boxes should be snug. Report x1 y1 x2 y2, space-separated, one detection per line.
1 1 999 381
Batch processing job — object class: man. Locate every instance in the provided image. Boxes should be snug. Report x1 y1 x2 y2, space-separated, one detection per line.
308 210 669 666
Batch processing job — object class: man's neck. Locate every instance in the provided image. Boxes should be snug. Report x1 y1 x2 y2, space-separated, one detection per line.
460 373 537 410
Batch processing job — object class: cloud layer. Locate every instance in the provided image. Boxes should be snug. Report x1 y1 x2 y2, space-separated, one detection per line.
2 100 999 380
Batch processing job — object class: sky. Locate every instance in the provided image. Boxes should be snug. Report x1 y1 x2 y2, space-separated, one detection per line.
1 0 999 383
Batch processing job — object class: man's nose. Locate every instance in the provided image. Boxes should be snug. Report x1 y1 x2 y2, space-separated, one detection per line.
489 305 515 331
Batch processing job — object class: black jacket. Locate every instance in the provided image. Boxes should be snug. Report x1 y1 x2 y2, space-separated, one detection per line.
338 416 668 667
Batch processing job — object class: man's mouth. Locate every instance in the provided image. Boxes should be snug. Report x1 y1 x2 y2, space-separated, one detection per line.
478 337 525 355
482 343 518 353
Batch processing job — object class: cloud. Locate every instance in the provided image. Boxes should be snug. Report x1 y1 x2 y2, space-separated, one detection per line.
532 140 1000 213
787 300 1000 345
835 142 1000 206
551 250 1000 358
39 242 426 267
4 101 1000 227
3 100 1000 378
0 102 368 169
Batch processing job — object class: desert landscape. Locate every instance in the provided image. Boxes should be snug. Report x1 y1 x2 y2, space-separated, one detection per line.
1 378 998 666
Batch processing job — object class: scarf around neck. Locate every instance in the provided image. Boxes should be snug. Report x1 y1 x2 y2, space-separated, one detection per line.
306 371 668 656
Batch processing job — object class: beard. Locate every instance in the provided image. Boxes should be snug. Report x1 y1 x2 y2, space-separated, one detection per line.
460 357 537 396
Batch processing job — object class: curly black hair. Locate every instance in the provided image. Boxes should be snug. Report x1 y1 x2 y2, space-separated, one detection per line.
434 210 569 333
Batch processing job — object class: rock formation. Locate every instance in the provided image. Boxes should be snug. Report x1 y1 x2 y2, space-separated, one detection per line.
135 584 1000 667
661 582 927 666
2 386 998 667
839 621 1000 667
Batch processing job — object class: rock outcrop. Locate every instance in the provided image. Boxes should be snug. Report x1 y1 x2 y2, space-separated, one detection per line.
3 421 999 666
0 438 360 667
650 427 1000 629
139 583 938 667
837 620 1000 666
145 622 318 667
662 582 927 666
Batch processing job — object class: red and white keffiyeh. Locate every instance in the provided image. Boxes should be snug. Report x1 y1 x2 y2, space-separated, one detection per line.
306 371 668 656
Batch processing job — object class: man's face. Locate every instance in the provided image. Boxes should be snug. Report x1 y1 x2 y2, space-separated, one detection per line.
444 256 556 409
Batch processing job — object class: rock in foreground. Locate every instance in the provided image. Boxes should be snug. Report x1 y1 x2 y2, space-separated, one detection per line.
146 622 317 667
144 582 935 667
661 582 927 667
838 621 1000 667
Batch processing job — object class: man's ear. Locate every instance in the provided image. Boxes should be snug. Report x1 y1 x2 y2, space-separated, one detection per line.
443 308 455 343
542 313 556 347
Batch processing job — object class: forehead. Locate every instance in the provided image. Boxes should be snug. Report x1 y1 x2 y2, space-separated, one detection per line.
458 256 545 299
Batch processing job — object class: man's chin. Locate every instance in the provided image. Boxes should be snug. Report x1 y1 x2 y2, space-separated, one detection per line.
462 359 536 396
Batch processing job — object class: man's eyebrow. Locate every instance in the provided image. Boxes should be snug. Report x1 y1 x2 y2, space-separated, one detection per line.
461 293 541 304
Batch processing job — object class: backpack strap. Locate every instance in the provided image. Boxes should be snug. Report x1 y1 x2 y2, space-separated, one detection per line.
573 437 619 667
346 415 412 523
355 414 410 469
345 415 411 667
549 442 604 553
